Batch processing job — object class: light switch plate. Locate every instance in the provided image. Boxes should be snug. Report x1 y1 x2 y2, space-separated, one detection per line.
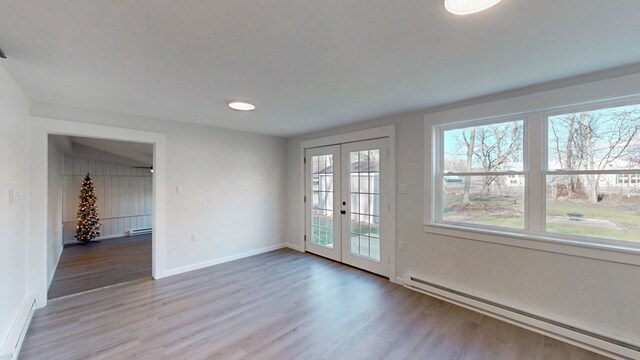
399 184 408 194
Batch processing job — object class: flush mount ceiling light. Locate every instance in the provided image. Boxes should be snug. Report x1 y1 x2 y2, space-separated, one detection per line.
227 100 256 111
445 0 502 15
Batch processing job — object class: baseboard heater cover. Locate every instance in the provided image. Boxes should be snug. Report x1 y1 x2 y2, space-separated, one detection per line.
0 296 36 360
403 274 639 360
128 227 152 236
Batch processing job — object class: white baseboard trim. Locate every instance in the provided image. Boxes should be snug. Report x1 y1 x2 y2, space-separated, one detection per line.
95 233 129 240
0 296 36 360
63 233 131 245
285 243 304 252
162 244 287 277
402 274 639 360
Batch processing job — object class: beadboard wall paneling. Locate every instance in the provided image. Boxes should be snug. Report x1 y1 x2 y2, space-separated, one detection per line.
62 155 152 243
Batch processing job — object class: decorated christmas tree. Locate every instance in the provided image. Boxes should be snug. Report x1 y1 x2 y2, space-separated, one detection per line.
75 173 101 245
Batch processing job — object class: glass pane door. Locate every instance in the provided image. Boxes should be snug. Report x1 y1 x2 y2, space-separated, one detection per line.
305 145 342 261
311 153 335 248
305 139 390 277
349 149 380 261
341 138 389 276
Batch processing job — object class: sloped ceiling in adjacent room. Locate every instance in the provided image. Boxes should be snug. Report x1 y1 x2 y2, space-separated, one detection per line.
70 137 153 166
50 135 153 167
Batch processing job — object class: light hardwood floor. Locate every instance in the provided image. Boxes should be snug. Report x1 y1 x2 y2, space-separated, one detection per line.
48 234 151 299
24 249 607 359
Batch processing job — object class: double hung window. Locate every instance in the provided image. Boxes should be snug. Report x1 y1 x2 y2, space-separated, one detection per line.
434 101 640 246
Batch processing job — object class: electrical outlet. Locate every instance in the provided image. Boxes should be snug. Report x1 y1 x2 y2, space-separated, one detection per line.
399 184 408 194
398 241 405 251
191 233 197 242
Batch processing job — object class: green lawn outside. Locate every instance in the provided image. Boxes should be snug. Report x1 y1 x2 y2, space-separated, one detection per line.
311 217 379 247
471 216 524 229
546 200 640 242
443 192 640 243
546 200 640 226
311 224 333 246
546 223 640 242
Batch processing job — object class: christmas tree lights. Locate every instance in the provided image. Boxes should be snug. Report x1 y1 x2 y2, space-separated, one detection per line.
75 173 101 245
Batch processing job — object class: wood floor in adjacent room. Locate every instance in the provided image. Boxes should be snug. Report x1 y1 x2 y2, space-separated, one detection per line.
24 249 606 360
47 234 152 299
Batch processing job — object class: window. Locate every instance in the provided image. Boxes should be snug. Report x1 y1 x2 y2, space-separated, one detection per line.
616 174 640 185
433 100 640 247
439 119 525 230
546 104 640 242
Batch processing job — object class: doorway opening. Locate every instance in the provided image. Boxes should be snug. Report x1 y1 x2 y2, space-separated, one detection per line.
47 135 154 299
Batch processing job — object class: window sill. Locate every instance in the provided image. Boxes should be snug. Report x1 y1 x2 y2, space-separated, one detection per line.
423 223 640 266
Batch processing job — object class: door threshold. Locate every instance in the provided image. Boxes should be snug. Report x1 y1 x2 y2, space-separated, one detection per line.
47 276 153 302
303 251 389 280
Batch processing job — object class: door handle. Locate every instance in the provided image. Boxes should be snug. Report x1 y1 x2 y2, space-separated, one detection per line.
340 210 346 215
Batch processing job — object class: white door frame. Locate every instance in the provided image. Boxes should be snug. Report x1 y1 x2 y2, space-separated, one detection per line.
29 116 168 307
300 125 397 282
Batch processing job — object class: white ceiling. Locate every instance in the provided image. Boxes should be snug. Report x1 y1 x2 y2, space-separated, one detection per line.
1 1 640 136
70 137 153 166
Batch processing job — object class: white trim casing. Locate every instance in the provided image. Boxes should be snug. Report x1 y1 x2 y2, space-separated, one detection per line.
47 245 64 288
299 125 397 282
423 223 640 266
433 117 527 228
425 93 640 265
29 116 167 307
163 244 287 277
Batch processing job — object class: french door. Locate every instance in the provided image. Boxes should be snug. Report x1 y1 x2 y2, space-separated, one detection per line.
305 138 390 277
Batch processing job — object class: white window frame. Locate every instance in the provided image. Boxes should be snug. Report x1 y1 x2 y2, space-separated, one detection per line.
426 95 640 266
434 116 529 232
541 98 640 246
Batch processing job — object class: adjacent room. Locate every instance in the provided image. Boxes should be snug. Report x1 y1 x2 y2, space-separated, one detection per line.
1 1 639 359
47 135 154 299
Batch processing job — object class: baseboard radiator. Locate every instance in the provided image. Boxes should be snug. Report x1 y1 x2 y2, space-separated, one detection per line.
128 227 152 236
0 296 36 360
402 274 639 360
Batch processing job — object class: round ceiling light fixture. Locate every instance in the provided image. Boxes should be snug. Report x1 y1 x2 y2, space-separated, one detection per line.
227 100 256 111
444 0 502 15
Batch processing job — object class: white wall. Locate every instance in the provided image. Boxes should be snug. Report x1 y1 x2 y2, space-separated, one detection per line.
285 72 640 346
62 154 153 243
0 65 30 349
30 101 287 273
47 138 65 286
